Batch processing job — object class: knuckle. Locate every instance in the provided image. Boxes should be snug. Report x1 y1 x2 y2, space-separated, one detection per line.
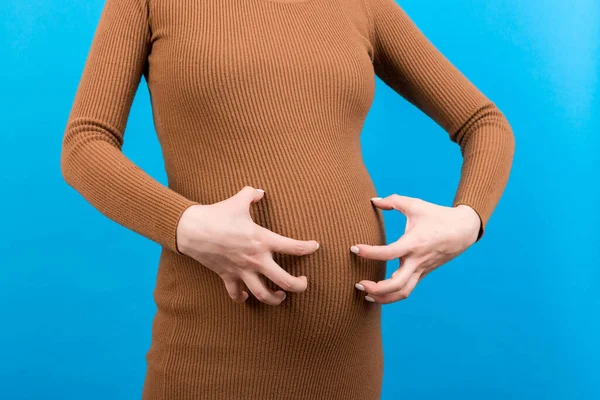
250 233 270 253
219 268 238 279
241 254 262 269
248 244 266 259
240 246 266 268
410 237 428 252
391 284 404 294
221 272 236 281
292 242 306 255
371 286 384 295
381 250 395 261
257 241 271 254
245 231 264 250
254 291 268 302
278 278 295 291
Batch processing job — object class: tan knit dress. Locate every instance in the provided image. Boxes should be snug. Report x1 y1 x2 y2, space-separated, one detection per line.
60 0 515 398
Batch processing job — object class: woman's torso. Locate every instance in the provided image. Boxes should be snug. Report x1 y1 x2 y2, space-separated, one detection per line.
142 1 388 398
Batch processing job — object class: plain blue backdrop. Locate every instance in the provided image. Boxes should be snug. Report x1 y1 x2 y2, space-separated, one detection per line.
1 0 598 399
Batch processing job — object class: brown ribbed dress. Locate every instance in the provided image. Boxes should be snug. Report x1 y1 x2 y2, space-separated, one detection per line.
60 0 515 398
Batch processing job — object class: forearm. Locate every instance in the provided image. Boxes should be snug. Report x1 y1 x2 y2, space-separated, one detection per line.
60 0 201 255
60 121 200 254
366 0 516 241
451 102 516 241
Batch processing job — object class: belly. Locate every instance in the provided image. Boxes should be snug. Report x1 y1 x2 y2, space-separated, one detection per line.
151 164 388 335
145 169 387 396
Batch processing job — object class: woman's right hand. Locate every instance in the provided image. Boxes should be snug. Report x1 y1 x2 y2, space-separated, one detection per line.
175 186 320 306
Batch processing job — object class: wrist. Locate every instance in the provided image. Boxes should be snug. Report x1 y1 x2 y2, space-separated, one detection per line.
176 204 200 255
453 204 481 243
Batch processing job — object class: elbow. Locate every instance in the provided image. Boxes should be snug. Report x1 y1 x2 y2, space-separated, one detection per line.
59 117 123 189
60 124 83 189
60 151 77 191
60 131 75 188
455 101 515 159
491 104 516 161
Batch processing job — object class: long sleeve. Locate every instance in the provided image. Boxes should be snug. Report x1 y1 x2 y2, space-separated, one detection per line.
365 0 515 241
60 0 200 254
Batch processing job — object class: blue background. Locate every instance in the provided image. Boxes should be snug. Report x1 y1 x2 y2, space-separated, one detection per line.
1 0 598 399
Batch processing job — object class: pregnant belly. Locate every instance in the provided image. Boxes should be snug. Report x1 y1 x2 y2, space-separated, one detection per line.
152 168 388 349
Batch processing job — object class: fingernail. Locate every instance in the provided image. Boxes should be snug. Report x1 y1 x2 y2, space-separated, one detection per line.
315 242 320 249
256 188 264 192
355 283 365 291
371 197 382 201
282 292 286 299
365 295 375 302
350 246 359 254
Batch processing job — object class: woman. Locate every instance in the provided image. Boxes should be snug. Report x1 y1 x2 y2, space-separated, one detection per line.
60 0 515 398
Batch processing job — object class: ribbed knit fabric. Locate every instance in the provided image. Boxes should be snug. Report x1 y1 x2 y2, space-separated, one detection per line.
60 0 515 398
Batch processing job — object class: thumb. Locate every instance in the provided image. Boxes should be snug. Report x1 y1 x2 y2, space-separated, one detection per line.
233 185 265 205
371 194 417 216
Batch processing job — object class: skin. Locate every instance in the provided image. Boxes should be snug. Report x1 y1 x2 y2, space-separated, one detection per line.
176 186 320 306
176 187 480 307
352 195 481 304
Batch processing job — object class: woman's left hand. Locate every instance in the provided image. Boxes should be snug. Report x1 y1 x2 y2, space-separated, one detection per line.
351 194 481 304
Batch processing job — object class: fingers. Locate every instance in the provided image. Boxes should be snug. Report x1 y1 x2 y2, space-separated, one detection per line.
235 187 321 256
214 186 315 305
364 272 421 304
371 194 419 215
357 258 418 296
258 257 308 293
250 187 265 203
356 194 427 261
222 275 249 304
242 271 287 306
350 237 411 260
231 185 266 207
260 228 320 256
